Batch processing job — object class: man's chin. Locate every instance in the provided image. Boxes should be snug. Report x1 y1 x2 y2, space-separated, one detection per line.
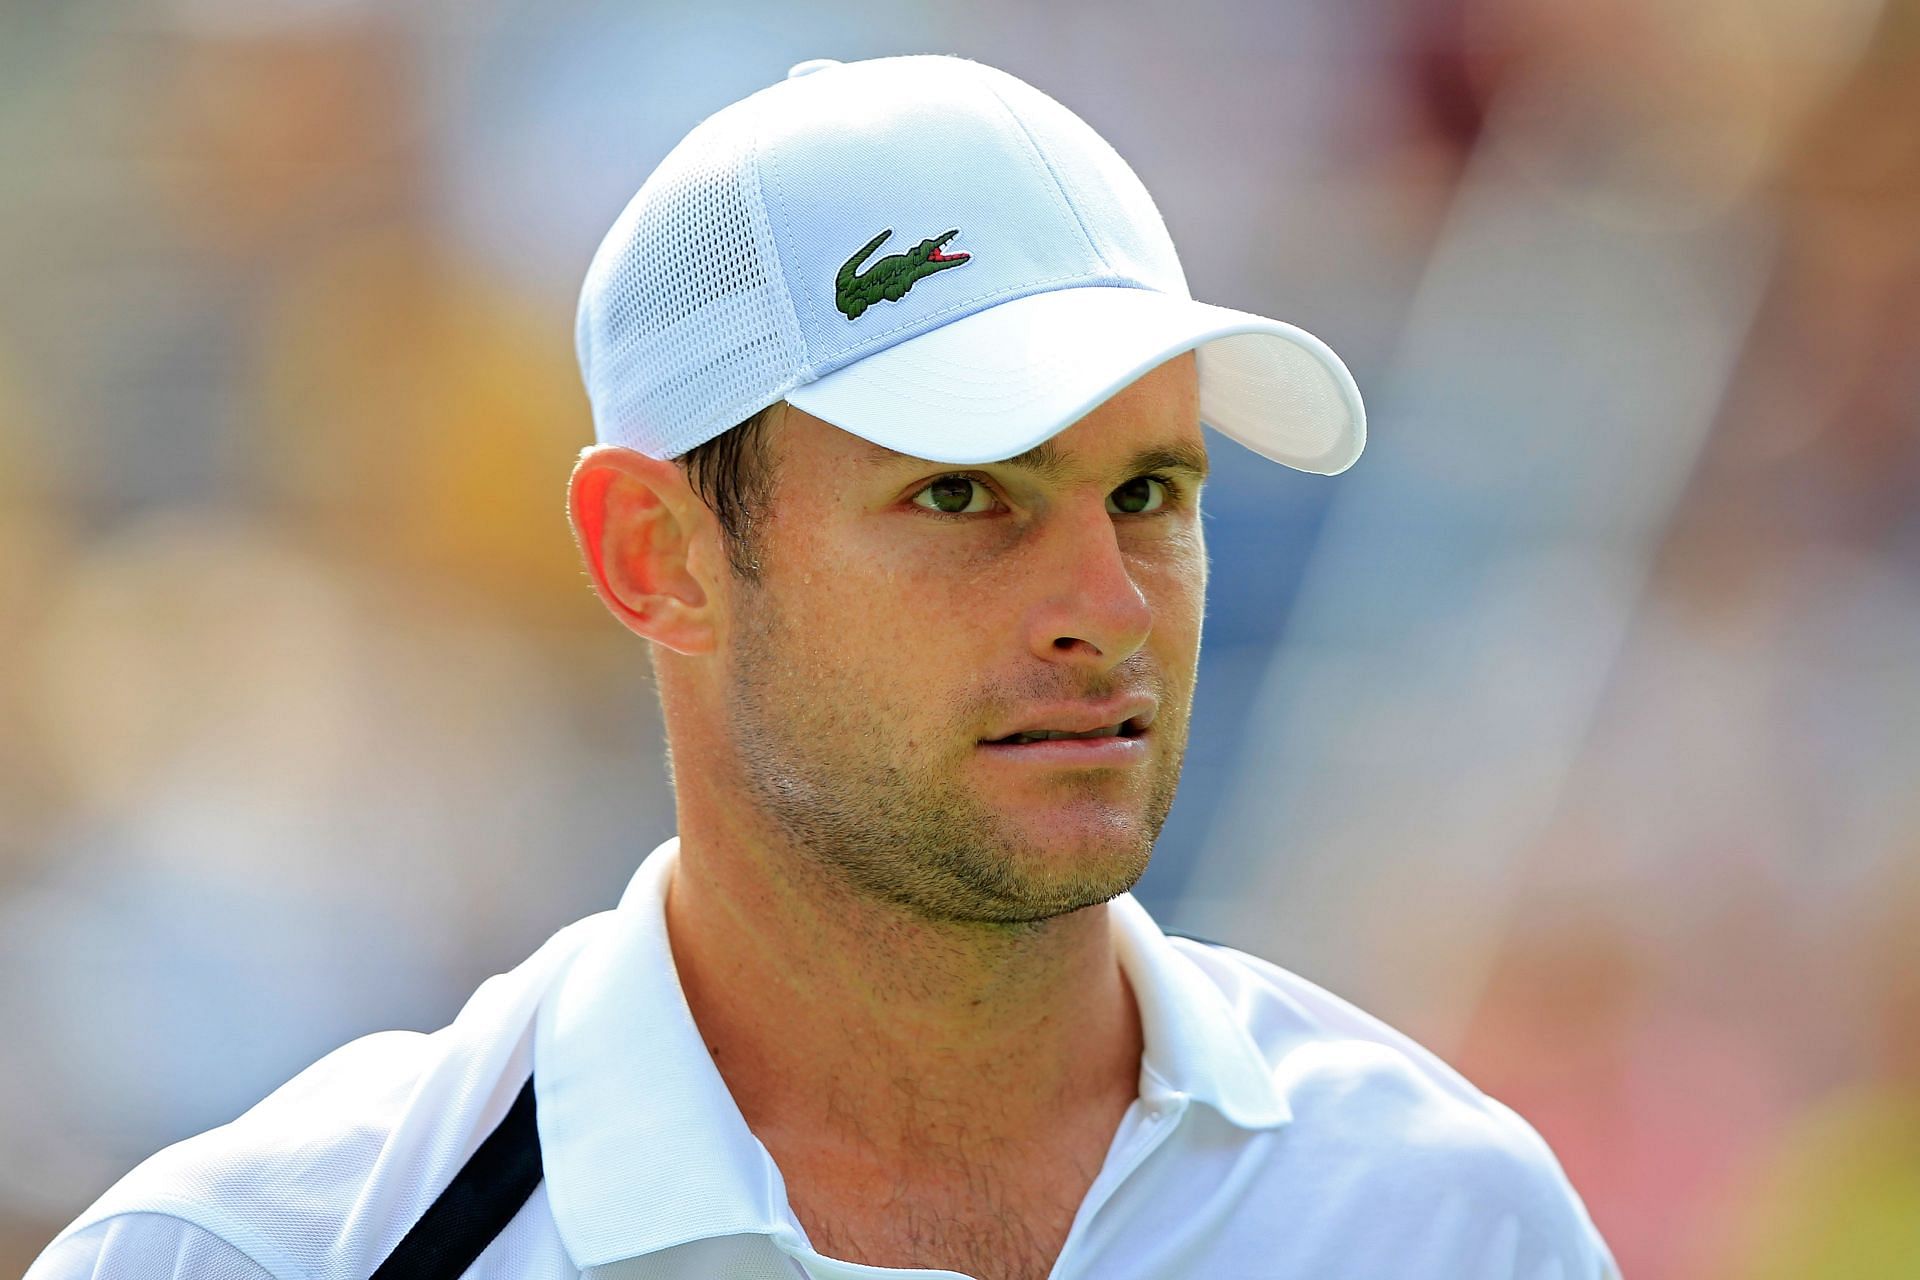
972 824 1155 916
996 793 1161 853
917 864 1145 927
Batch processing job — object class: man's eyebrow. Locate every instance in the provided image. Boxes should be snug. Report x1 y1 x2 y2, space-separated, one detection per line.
846 436 1075 478
997 438 1070 480
1117 442 1211 482
997 438 1209 482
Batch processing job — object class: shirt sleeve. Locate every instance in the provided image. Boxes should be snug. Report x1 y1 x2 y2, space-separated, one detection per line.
24 1213 279 1280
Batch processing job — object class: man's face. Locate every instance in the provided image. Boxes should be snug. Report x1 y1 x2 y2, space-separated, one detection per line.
719 353 1208 925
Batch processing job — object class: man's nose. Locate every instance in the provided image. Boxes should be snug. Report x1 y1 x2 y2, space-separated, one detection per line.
1024 503 1153 671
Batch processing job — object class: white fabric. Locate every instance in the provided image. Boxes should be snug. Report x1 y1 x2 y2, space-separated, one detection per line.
28 838 1616 1279
784 286 1363 473
574 54 1364 476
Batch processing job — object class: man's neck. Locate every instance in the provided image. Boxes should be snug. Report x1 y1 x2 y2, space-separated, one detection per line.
662 820 1145 1171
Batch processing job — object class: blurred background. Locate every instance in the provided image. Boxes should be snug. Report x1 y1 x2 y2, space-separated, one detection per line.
2 0 1917 1274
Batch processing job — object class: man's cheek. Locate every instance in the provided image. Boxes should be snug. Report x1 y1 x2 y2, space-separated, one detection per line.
1145 575 1206 640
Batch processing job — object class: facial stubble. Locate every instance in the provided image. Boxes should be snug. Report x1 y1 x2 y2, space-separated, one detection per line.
722 578 1189 927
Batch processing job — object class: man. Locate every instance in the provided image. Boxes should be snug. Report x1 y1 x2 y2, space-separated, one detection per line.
30 54 1617 1280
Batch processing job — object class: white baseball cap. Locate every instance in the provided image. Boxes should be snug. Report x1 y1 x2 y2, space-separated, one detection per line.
576 53 1365 474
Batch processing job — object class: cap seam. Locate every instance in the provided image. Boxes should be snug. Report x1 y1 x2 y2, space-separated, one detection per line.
757 108 818 384
734 113 815 444
976 73 1114 277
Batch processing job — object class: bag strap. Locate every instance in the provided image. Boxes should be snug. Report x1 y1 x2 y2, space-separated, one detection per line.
370 1074 543 1279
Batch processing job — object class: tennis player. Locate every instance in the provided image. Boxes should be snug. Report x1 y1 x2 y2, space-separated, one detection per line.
29 53 1616 1280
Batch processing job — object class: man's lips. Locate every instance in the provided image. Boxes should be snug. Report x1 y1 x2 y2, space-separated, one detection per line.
976 730 1150 768
980 697 1157 744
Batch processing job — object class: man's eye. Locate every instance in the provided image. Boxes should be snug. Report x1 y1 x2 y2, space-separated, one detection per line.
911 476 995 514
1107 475 1169 515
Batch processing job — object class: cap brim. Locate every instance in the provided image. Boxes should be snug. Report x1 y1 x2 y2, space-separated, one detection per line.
783 285 1365 475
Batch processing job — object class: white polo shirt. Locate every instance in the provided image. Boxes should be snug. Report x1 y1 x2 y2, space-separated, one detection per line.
29 838 1617 1279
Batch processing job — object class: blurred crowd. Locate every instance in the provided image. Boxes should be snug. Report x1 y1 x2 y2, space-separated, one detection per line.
1 1 1916 1275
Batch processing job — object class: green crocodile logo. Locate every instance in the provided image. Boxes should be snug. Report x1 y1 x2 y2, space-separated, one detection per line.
834 227 971 320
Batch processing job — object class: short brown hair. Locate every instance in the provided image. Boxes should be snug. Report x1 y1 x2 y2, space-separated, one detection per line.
674 402 782 579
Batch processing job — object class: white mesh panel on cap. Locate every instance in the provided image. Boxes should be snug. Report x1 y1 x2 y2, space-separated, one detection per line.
576 111 805 459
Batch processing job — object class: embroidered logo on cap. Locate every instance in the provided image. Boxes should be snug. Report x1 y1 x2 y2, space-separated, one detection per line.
834 228 971 320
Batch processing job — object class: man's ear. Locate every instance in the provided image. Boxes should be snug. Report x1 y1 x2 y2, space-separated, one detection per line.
568 445 721 654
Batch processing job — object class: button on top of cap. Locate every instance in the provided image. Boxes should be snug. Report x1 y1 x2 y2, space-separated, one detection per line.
786 58 841 79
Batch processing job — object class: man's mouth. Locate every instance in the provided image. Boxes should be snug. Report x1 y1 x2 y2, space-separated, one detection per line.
983 713 1154 746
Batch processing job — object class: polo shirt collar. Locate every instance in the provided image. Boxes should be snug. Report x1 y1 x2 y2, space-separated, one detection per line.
1108 892 1292 1130
535 837 1288 1270
535 839 790 1268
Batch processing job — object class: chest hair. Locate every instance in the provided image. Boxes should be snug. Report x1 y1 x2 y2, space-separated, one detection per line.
785 1139 1103 1280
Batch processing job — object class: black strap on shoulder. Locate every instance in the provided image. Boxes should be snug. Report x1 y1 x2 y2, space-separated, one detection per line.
371 1074 544 1280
